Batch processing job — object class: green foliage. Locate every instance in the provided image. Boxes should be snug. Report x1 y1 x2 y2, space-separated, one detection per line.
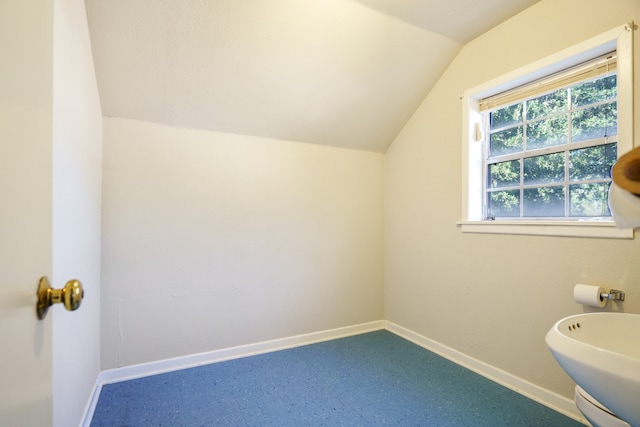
523 186 564 217
570 183 611 216
569 144 617 181
489 126 523 156
524 153 564 185
572 75 616 107
490 103 522 129
485 74 617 219
489 160 519 188
526 90 567 120
488 190 519 217
572 103 617 142
526 116 568 149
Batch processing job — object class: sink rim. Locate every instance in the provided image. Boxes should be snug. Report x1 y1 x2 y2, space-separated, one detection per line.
545 312 640 381
545 312 640 425
548 312 640 366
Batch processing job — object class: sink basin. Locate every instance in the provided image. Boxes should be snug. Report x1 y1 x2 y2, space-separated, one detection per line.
545 313 640 426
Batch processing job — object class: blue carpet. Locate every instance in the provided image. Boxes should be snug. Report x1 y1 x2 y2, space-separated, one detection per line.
90 330 582 426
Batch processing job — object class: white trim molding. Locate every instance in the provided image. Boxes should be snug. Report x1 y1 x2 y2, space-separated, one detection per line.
385 321 587 425
80 321 385 426
81 320 586 426
461 23 634 239
456 219 633 239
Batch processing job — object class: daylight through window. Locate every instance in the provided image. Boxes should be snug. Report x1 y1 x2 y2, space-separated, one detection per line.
481 54 618 220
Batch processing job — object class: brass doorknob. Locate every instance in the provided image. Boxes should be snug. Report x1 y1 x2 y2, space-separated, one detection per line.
36 276 84 320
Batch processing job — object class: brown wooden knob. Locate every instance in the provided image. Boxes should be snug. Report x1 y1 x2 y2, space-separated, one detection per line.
612 147 640 196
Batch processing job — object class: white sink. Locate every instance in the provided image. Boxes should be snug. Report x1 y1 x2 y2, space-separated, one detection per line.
545 313 640 426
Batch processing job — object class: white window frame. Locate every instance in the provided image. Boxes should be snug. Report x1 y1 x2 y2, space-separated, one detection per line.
459 24 634 239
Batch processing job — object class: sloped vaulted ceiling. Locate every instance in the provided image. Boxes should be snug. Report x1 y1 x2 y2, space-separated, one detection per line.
85 0 540 152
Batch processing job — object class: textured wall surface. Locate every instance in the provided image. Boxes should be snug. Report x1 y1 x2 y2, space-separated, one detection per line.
52 0 103 425
101 118 384 368
384 0 640 401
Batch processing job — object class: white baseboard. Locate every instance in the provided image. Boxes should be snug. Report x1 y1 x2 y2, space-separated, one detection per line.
82 320 587 426
80 377 103 427
384 321 588 425
81 320 385 426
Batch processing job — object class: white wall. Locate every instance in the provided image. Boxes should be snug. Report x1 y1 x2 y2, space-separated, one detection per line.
0 1 54 425
52 0 102 425
101 118 384 368
384 0 640 402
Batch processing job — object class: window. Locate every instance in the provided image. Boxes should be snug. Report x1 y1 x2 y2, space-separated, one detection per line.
484 55 617 220
460 24 633 238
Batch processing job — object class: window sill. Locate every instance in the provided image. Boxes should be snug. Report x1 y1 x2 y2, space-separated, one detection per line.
456 220 634 239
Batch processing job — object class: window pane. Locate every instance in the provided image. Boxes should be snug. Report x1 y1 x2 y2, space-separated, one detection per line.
523 186 565 217
572 102 617 142
571 75 617 107
526 90 568 120
523 153 565 185
489 126 523 157
490 104 523 130
569 143 617 181
489 160 520 188
570 182 611 216
487 190 520 218
526 115 568 150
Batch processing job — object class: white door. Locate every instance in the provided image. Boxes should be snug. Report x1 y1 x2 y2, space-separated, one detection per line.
0 1 56 425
